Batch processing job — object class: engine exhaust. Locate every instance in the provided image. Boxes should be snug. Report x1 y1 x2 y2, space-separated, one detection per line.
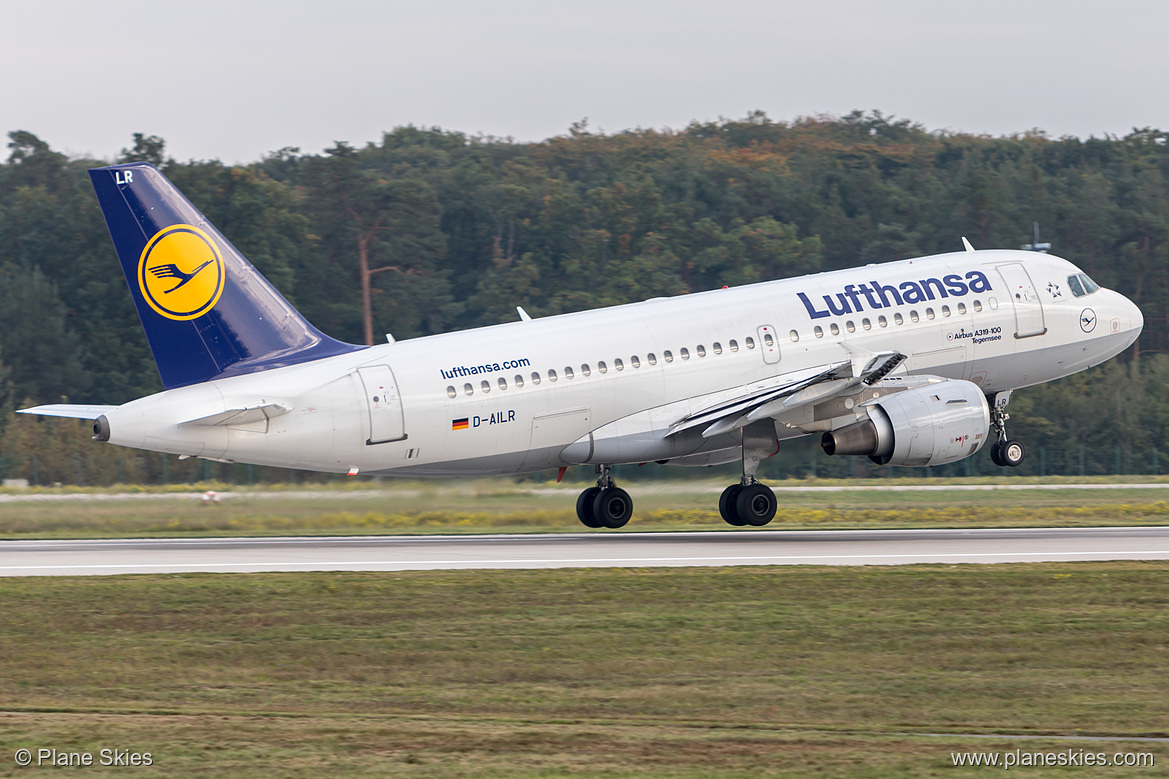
821 409 894 462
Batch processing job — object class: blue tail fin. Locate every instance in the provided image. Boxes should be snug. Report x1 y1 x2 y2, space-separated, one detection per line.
90 163 362 389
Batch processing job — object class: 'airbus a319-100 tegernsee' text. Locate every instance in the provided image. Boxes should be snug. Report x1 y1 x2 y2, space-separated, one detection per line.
21 163 1143 528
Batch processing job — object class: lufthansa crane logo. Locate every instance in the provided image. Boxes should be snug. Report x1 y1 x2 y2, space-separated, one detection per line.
137 224 225 320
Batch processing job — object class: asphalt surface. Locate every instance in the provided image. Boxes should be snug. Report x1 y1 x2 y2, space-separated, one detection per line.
1 526 1167 576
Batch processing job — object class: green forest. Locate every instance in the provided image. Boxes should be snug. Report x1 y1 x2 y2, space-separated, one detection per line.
1 111 1167 484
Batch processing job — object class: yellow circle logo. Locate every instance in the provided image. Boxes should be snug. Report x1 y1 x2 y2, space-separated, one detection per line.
137 224 225 320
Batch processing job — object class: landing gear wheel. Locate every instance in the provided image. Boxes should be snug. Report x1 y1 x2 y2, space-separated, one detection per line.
576 486 603 528
735 483 777 527
990 441 1006 467
593 487 633 529
719 484 746 526
1000 439 1025 467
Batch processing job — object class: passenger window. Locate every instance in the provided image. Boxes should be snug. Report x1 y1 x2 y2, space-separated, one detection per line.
598 361 607 373
910 311 920 322
894 313 904 325
663 351 673 363
814 326 824 338
746 337 756 349
631 356 641 368
464 383 474 396
830 323 840 335
481 380 491 393
942 305 951 317
846 321 856 333
647 353 657 365
862 318 871 330
763 333 774 347
973 300 983 312
713 342 722 354
957 302 967 315
447 386 457 398
926 308 935 320
581 364 590 376
681 347 690 360
564 366 574 379
1068 275 1085 297
515 374 524 388
790 329 800 342
615 358 624 371
531 372 541 385
697 345 706 357
878 315 887 327
729 340 739 352
548 369 558 382
498 377 507 390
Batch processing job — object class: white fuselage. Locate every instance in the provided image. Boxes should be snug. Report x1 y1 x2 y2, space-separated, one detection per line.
100 250 1143 476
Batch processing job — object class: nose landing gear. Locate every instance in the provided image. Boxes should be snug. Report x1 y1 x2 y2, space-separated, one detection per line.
989 391 1025 467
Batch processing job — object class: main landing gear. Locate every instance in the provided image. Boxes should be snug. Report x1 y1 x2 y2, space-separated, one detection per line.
988 390 1025 467
718 422 778 527
576 464 634 529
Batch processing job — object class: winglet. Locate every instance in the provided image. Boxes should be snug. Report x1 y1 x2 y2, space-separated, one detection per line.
962 237 976 252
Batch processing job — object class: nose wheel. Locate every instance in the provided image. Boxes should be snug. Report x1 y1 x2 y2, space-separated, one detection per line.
991 439 1026 467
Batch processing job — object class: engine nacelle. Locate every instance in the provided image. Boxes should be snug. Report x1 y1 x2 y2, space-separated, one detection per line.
821 379 989 467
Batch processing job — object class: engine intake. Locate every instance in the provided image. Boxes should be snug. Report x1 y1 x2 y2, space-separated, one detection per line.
821 379 989 467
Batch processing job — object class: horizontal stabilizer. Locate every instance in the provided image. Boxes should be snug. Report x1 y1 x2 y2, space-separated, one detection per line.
180 403 291 427
17 404 118 420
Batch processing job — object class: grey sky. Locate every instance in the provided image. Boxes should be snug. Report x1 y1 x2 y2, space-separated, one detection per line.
4 0 1166 163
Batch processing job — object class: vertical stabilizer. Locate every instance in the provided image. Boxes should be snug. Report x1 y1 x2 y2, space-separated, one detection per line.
90 163 361 389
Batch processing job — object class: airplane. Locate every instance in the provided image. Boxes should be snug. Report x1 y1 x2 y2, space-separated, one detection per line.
20 163 1144 528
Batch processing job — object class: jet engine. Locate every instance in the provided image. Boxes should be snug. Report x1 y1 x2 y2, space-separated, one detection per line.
820 379 989 467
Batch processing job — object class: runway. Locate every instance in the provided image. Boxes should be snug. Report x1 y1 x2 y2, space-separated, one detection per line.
1 526 1168 576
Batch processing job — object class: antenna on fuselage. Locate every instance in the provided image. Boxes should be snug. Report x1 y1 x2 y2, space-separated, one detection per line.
517 306 532 322
1021 221 1051 253
961 237 976 252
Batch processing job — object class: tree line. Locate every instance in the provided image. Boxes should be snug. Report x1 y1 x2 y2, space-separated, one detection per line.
1 111 1167 483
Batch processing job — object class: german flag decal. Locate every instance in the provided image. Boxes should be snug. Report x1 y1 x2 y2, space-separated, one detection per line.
452 418 469 431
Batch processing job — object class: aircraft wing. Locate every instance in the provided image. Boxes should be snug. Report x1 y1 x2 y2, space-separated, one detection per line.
666 351 906 439
17 404 118 420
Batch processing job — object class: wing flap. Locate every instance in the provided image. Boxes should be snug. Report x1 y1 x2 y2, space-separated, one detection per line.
666 362 849 438
667 351 908 439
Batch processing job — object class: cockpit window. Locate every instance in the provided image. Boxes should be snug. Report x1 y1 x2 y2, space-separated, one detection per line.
1068 273 1100 297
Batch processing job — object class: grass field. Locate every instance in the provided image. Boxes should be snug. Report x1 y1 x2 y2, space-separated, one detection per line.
0 562 1166 777
1 478 1169 538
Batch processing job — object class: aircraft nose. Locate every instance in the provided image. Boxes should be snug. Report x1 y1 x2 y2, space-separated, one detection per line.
1122 292 1144 335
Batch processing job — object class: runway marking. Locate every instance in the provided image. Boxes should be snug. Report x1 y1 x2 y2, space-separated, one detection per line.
2 549 1168 572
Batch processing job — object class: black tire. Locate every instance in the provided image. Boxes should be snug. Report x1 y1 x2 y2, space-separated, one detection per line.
990 441 1006 467
719 484 747 526
593 487 633 529
1000 439 1025 467
576 486 603 528
735 483 777 527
